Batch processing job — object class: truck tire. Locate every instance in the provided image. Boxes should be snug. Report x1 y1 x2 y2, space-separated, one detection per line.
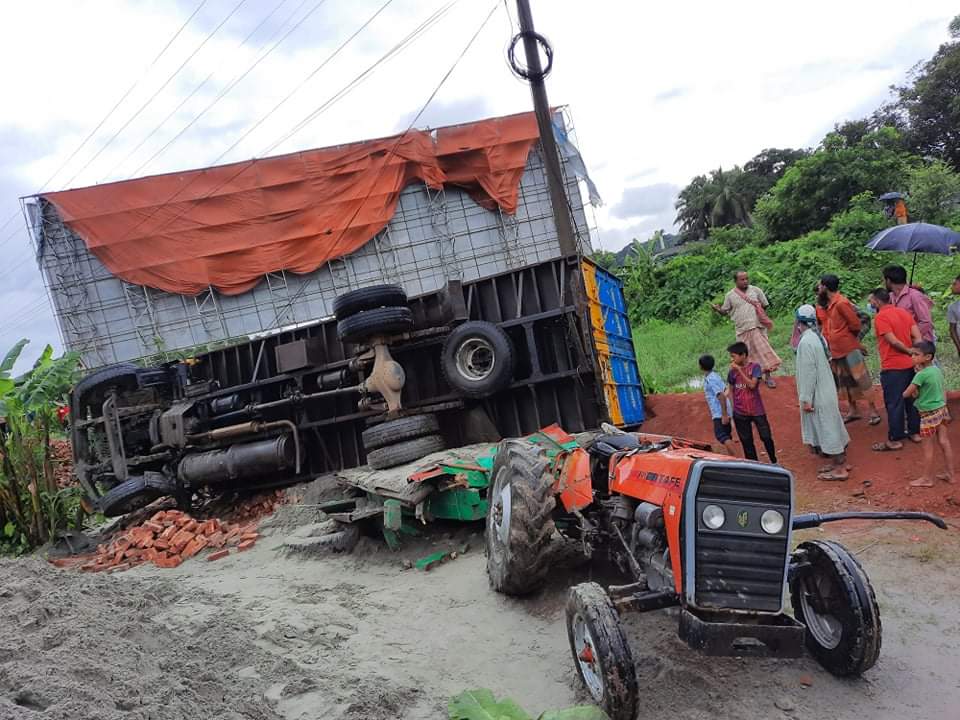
337 306 414 343
285 520 361 554
366 434 445 470
485 438 555 595
99 473 176 517
333 284 407 321
790 540 882 677
362 414 440 451
72 363 141 414
566 582 638 720
441 321 513 398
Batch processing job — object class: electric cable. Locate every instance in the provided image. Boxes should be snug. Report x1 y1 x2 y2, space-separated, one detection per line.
101 0 293 181
59 0 250 190
264 0 501 330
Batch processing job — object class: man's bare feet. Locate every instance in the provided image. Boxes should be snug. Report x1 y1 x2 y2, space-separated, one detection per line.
909 477 935 488
910 434 923 444
936 473 955 484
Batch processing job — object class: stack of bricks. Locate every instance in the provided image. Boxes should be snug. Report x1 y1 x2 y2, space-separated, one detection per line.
74 510 260 573
47 488 286 573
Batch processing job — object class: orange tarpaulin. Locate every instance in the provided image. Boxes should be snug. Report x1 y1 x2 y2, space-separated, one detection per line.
41 113 541 296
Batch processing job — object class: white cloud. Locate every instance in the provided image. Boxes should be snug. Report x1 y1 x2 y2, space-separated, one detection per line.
0 0 956 369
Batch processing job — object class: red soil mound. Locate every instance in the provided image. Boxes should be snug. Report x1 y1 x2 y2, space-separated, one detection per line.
642 376 960 521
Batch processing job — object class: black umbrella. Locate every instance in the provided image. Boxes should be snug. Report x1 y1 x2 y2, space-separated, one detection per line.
878 191 904 201
866 222 960 281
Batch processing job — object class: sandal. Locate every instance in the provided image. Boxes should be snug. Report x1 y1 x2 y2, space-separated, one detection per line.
819 464 853 473
817 471 848 481
872 442 902 452
910 435 922 444
843 414 862 424
765 378 777 389
868 415 882 426
909 477 934 488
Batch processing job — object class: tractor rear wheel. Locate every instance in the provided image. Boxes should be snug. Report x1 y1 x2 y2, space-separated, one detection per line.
485 438 555 595
790 540 882 676
566 582 638 720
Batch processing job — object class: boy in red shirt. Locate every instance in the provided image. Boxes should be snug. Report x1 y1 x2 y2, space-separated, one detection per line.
727 342 777 463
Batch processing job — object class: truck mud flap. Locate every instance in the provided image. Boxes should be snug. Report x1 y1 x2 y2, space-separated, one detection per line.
678 607 805 658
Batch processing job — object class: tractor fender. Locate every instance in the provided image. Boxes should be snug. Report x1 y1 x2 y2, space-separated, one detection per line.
554 447 593 512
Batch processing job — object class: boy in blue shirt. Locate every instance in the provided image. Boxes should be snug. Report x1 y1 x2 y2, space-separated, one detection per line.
699 354 736 455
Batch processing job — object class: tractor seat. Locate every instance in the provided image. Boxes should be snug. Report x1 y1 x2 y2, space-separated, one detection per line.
587 433 642 463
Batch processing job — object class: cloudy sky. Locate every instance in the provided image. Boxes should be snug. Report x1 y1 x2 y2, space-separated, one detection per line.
0 0 955 368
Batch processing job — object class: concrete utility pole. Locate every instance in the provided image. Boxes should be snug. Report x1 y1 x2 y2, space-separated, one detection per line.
514 0 578 257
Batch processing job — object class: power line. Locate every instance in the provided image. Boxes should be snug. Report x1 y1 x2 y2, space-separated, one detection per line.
265 0 501 330
0 0 209 245
110 0 455 254
59 0 250 190
101 0 294 182
130 0 331 178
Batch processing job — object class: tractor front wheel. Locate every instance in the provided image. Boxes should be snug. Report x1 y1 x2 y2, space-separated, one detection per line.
485 438 556 595
566 582 638 720
790 540 882 676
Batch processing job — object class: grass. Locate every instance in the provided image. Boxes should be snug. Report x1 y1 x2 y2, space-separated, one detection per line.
634 312 960 394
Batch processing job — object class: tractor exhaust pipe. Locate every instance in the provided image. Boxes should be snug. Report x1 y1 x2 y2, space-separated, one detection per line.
178 435 296 485
792 511 947 531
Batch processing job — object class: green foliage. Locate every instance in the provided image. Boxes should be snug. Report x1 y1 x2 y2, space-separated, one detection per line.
907 161 960 225
448 689 608 720
754 127 913 242
0 339 82 554
893 21 960 171
591 249 617 270
674 168 754 239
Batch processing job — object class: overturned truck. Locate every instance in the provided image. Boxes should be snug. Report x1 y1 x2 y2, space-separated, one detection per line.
27 111 644 516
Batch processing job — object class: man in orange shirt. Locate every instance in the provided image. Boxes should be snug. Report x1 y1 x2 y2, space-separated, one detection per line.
869 287 922 451
816 275 881 425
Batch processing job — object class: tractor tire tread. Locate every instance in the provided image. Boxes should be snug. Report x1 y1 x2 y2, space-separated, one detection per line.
99 473 176 517
485 439 556 595
565 582 639 720
790 540 881 677
361 414 440 451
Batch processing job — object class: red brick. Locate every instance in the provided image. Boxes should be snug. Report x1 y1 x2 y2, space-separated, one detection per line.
181 535 209 559
108 563 131 573
153 538 170 551
144 548 159 562
123 548 142 560
81 562 105 573
154 554 182 569
237 539 256 552
170 529 195 550
114 538 132 553
239 532 259 542
113 550 125 564
182 519 199 533
165 509 184 519
143 521 164 534
150 511 167 523
160 525 178 541
206 549 230 562
207 532 225 548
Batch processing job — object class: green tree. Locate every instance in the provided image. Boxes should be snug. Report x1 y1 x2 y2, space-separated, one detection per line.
907 161 960 225
675 168 754 239
753 127 912 242
674 174 712 239
893 17 960 171
591 249 617 270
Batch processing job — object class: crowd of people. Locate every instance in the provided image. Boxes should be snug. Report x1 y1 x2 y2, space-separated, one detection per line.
701 267 956 488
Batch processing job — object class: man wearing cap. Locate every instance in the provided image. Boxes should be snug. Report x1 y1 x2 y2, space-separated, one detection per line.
794 304 850 480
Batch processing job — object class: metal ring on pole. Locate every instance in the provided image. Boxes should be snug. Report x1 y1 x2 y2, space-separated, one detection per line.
507 31 553 80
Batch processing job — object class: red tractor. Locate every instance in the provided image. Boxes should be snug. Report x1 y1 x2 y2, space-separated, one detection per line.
484 428 947 720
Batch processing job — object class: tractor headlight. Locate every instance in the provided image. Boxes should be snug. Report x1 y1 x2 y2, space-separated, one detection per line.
761 509 785 534
702 504 725 530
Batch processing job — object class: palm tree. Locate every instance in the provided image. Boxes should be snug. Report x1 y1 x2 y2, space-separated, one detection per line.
707 168 753 228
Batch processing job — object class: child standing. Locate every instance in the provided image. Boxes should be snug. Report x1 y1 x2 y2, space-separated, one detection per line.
699 354 736 455
904 341 954 487
727 342 778 463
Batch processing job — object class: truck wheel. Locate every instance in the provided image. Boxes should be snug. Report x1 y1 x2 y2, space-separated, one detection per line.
790 540 882 676
366 434 446 470
566 582 638 720
337 306 414 343
72 363 141 414
285 520 361 554
333 284 407 321
441 321 513 398
362 414 439 451
99 473 176 517
485 438 555 595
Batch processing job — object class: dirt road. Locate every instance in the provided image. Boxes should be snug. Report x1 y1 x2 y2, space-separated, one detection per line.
3 508 957 720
